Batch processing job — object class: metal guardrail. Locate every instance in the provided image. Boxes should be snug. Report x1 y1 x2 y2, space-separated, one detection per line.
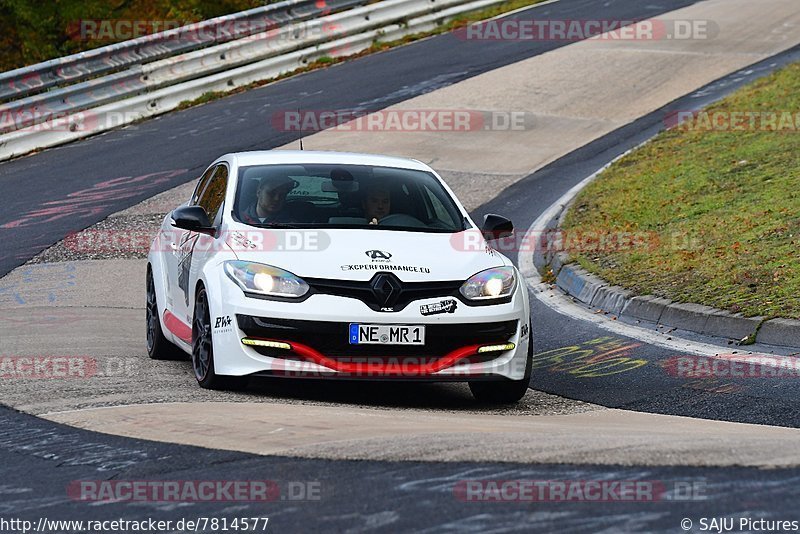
0 0 415 135
0 0 505 161
0 0 368 103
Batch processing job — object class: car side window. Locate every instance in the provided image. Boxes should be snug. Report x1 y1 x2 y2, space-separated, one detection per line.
190 166 216 206
196 165 229 225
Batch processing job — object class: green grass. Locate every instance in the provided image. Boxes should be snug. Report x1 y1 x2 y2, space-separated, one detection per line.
562 61 800 319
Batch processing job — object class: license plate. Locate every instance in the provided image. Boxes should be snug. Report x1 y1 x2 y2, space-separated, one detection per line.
349 324 426 345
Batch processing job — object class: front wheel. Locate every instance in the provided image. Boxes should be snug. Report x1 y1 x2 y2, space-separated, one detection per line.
469 322 532 404
192 286 249 390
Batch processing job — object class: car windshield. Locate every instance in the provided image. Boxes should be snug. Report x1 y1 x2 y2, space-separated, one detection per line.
232 163 468 233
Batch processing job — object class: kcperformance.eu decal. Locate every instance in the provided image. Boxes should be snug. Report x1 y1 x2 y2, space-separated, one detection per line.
341 264 431 273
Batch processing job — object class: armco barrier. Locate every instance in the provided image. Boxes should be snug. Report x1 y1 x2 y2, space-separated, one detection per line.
0 0 504 161
1 0 468 135
0 0 368 102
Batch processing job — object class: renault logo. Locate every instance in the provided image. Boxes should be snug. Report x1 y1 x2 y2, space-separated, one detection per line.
365 250 392 260
369 273 402 308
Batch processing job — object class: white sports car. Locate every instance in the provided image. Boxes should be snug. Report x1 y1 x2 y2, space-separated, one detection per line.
147 151 532 402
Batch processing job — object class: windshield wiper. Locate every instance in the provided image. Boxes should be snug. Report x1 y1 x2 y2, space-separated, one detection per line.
255 222 304 229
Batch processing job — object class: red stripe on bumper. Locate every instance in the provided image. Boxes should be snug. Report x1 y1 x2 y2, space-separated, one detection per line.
247 338 482 376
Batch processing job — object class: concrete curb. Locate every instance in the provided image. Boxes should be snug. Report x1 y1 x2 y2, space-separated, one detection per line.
538 201 800 350
758 319 800 348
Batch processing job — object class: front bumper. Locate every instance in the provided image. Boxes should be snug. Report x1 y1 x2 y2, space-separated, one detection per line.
209 273 530 380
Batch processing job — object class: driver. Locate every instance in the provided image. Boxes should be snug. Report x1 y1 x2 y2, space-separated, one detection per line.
241 174 298 224
362 184 392 225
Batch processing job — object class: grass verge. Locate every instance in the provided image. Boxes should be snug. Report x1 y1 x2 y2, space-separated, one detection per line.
562 61 800 319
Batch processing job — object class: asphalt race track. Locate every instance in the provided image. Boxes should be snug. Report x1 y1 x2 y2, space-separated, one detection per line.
4 405 800 532
2 0 800 531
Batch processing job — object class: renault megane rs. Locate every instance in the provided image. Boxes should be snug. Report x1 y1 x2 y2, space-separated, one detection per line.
146 150 532 402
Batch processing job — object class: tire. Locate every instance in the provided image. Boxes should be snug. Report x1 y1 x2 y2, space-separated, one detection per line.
192 285 249 390
146 268 183 360
469 321 533 404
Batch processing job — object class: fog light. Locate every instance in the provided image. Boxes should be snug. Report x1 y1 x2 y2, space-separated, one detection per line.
477 343 515 353
241 338 292 350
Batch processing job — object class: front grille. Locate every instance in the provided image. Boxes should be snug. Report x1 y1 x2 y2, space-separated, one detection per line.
305 272 463 312
237 315 517 361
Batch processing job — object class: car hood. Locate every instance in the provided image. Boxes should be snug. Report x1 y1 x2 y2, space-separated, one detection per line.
223 226 509 282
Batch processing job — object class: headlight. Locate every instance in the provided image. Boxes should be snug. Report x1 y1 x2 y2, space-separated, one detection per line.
459 267 516 301
224 261 309 298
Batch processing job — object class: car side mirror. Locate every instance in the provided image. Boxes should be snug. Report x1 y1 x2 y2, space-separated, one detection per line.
171 206 215 235
482 214 514 241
